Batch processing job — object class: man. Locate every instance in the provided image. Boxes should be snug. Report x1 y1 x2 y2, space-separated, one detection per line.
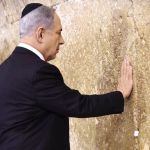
0 3 133 150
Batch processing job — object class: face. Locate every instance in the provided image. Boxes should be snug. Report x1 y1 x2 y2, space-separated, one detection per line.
41 13 64 61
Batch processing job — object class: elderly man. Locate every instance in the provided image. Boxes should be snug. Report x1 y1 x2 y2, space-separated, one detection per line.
0 3 133 150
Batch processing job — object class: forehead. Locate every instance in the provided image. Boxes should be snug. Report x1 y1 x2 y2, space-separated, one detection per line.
53 13 62 30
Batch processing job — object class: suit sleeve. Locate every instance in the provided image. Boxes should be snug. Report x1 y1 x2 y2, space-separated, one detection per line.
32 64 124 118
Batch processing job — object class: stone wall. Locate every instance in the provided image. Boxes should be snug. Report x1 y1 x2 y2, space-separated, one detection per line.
0 0 150 149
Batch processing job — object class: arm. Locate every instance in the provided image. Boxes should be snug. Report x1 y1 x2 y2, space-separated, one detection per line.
33 64 124 118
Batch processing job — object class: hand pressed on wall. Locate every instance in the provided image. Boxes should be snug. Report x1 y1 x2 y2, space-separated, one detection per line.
117 56 133 99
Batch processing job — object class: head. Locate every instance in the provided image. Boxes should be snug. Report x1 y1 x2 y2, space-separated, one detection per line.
20 3 64 61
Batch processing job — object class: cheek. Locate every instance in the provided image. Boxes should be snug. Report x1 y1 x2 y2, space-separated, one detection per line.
45 35 59 50
49 35 57 43
53 37 59 47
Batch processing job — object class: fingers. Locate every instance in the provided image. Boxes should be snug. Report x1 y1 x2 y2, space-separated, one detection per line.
126 56 133 80
118 56 133 99
122 56 132 74
121 56 128 78
128 65 133 81
121 57 126 77
120 55 133 91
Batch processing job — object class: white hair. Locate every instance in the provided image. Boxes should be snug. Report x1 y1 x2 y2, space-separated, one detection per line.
20 5 55 38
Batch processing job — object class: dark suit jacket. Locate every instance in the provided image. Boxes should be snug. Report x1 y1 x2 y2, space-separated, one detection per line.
0 47 124 150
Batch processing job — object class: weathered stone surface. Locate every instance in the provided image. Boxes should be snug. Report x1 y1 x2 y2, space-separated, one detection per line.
0 0 150 149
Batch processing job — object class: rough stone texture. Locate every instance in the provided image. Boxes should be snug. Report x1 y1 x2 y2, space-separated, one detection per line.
0 0 150 149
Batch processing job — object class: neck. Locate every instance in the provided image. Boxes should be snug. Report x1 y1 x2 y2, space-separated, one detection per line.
20 38 37 50
19 38 46 60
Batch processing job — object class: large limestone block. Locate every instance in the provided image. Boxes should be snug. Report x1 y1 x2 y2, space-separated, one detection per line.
0 0 150 149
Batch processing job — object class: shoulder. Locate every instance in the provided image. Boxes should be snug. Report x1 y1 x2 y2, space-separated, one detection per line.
34 62 64 82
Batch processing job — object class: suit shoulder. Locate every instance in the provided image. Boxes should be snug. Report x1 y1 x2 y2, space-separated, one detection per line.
34 62 64 82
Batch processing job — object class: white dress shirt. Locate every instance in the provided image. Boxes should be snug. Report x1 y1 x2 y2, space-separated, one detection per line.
18 43 45 61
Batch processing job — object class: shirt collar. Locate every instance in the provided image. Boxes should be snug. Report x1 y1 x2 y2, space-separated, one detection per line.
18 43 45 61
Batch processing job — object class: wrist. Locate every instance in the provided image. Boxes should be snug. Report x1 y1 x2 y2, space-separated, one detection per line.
117 90 125 99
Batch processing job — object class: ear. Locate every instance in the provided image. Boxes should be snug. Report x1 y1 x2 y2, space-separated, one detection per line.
35 27 45 43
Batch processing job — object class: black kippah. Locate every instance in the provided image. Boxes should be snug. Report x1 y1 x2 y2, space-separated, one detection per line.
21 3 43 18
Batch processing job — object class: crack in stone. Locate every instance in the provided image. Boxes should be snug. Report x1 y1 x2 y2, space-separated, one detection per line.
129 1 143 149
52 0 70 7
129 0 149 51
129 0 144 40
129 0 149 49
129 0 149 50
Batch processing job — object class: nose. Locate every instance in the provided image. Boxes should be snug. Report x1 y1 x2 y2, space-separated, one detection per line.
59 35 65 45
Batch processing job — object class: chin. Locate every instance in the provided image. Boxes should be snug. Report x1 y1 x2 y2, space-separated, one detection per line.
47 55 56 61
